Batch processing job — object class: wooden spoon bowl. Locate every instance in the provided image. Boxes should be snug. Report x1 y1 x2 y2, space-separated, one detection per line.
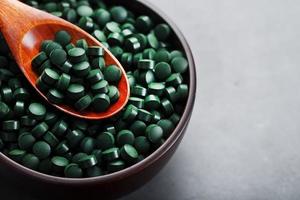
0 0 130 120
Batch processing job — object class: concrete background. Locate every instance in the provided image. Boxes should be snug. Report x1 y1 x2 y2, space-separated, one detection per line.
3 0 300 199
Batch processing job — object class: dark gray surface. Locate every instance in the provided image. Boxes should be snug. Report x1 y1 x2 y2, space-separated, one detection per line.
2 0 300 199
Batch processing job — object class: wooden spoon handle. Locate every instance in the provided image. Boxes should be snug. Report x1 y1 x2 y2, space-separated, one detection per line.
0 0 61 62
0 0 58 41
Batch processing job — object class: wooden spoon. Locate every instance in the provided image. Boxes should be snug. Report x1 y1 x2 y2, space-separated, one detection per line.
0 0 130 120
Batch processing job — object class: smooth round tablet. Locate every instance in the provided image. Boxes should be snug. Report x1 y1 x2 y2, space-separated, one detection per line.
31 122 49 138
154 23 171 41
92 94 110 112
154 62 171 80
74 95 92 111
110 6 128 23
107 85 120 103
154 50 170 63
104 65 122 83
120 144 138 162
144 95 161 109
122 105 138 122
55 30 71 46
28 103 46 120
64 163 83 178
129 120 147 136
77 5 93 17
157 119 175 137
80 137 95 154
22 154 40 170
102 147 120 161
51 156 69 170
72 61 90 77
67 84 85 100
107 160 125 172
18 133 36 150
97 132 115 150
50 49 67 66
171 57 188 73
136 15 153 33
117 130 135 146
78 155 98 168
32 141 51 159
47 89 64 104
94 9 111 27
146 124 163 144
56 73 71 91
134 136 151 154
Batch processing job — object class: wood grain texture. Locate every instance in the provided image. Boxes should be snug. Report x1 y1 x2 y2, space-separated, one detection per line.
0 0 130 120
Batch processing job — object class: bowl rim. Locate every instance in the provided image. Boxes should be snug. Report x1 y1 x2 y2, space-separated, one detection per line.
0 0 197 185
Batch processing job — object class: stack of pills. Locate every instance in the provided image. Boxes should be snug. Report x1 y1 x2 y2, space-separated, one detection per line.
33 30 121 112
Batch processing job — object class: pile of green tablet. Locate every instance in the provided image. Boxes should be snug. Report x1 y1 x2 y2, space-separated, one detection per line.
32 30 121 112
0 0 189 178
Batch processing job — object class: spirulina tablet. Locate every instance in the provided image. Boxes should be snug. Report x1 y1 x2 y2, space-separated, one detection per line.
64 163 83 178
154 23 171 41
31 122 49 138
51 120 68 137
66 129 84 148
110 6 128 23
154 62 171 80
157 119 175 137
108 85 120 103
97 132 115 150
104 65 122 83
28 103 46 120
77 5 93 17
55 141 70 155
93 9 111 27
32 141 51 159
130 120 147 136
22 154 40 170
51 156 69 171
56 73 71 91
8 149 26 162
134 136 150 154
68 47 86 63
67 84 85 100
91 80 108 94
74 95 92 111
41 68 59 85
32 52 48 69
107 160 125 172
146 124 163 144
80 137 95 154
43 131 59 148
55 30 72 46
86 166 103 177
92 94 110 112
117 130 135 146
0 101 10 119
102 147 120 161
78 155 98 168
2 120 20 131
120 144 138 162
171 57 188 74
23 142 40 157
47 89 64 104
50 49 67 66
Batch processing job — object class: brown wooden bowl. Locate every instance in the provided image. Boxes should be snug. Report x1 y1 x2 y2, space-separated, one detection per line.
0 0 196 199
